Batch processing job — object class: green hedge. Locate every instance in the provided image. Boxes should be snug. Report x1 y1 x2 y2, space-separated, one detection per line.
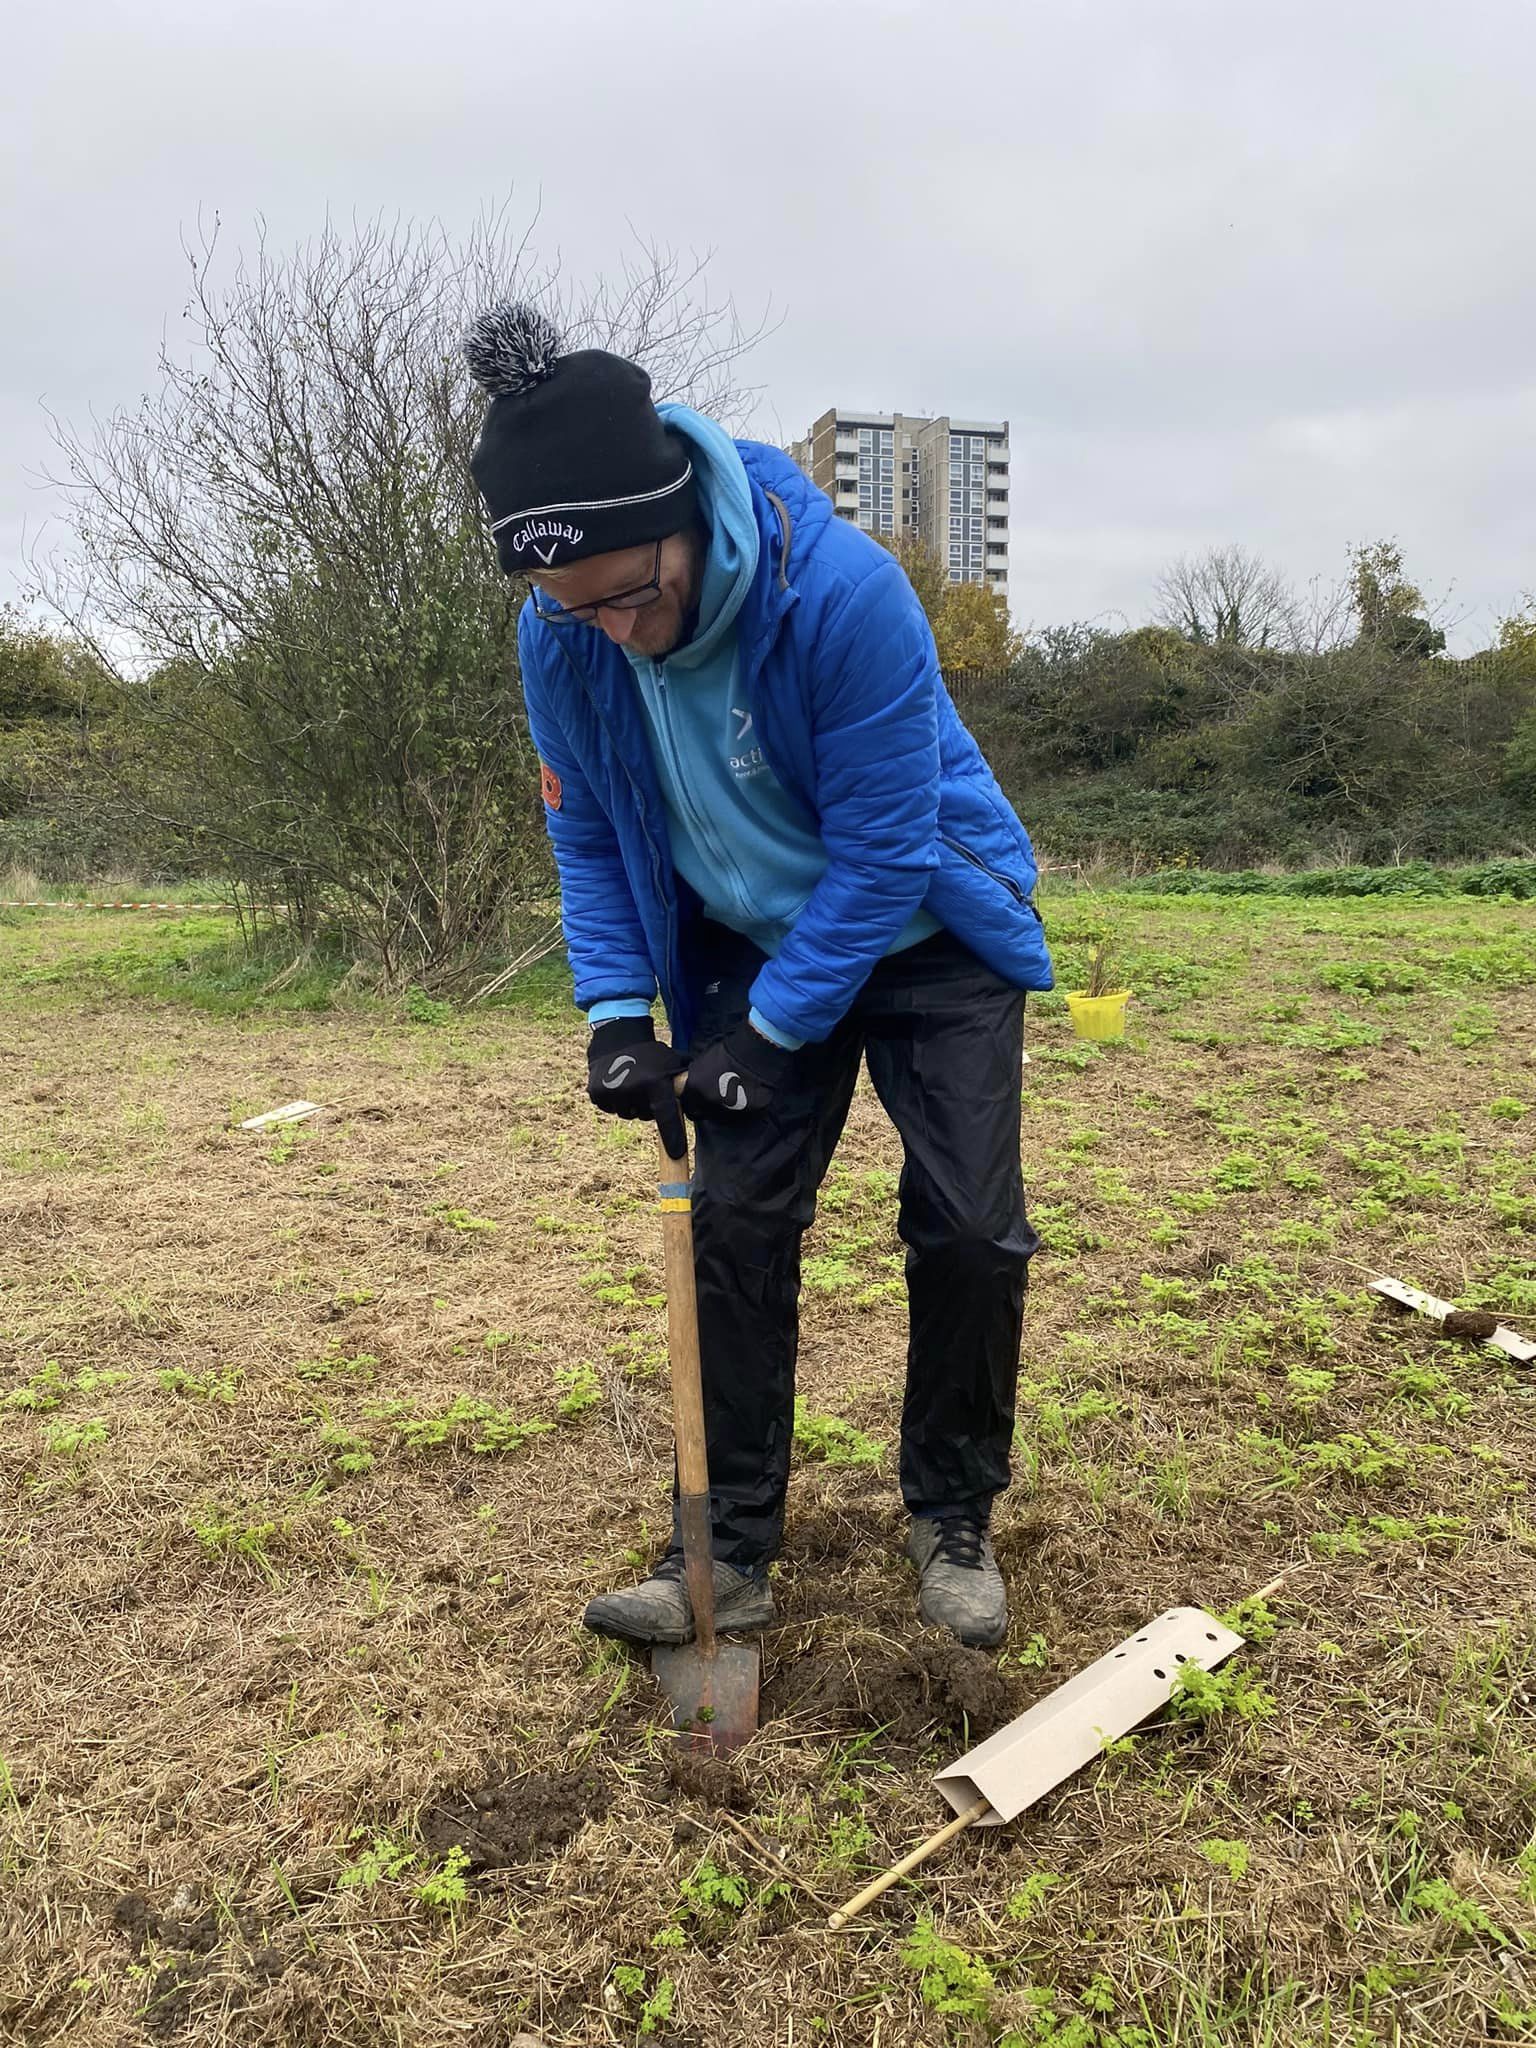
1128 859 1536 901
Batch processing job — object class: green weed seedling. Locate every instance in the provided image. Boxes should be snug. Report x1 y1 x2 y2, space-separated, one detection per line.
1036 1040 1102 1070
1488 1097 1529 1121
383 1393 555 1456
792 1399 885 1467
1285 1366 1336 1411
44 1416 108 1457
431 1205 498 1234
403 987 454 1026
1389 1360 1470 1419
296 1347 379 1385
190 1508 284 1582
1139 1274 1199 1311
4 1361 68 1413
339 1830 415 1888
1366 1512 1469 1551
159 1366 240 1403
312 1416 375 1478
555 1362 602 1418
1219 1595 1280 1645
1199 1836 1251 1879
820 1811 875 1869
678 1858 773 1921
901 1919 995 2026
611 1967 678 2036
1402 1875 1510 1946
801 1254 861 1295
1007 1871 1062 1922
75 1368 131 1395
413 1843 471 1915
1212 1151 1265 1192
1168 1662 1276 1726
1152 1451 1193 1519
1307 1429 1437 1487
1451 1005 1497 1049
1032 1203 1108 1257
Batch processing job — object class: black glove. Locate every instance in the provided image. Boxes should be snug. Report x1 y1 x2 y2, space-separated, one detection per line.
681 1020 799 1126
586 1017 686 1157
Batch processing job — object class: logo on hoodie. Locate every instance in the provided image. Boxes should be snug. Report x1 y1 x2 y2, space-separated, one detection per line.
729 706 766 783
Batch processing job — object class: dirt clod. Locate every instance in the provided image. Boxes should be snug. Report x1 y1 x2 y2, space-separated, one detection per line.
1442 1308 1500 1340
420 1766 607 1871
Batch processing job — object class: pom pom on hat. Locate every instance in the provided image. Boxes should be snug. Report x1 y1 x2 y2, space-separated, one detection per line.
461 301 565 397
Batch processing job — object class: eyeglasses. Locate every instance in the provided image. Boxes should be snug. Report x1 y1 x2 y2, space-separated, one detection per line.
530 541 665 626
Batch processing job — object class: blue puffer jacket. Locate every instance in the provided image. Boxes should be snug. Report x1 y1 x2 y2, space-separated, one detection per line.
518 440 1054 1050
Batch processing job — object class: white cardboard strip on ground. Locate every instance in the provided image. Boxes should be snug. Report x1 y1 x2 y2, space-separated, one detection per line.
1368 1275 1535 1365
933 1606 1246 1825
238 1101 322 1130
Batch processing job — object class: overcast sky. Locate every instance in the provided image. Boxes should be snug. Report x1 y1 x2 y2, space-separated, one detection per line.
4 0 1533 651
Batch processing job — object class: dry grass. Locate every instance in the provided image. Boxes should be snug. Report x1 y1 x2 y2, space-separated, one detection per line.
2 891 1535 2047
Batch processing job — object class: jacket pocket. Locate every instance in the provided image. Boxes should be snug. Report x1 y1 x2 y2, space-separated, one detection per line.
940 833 1028 906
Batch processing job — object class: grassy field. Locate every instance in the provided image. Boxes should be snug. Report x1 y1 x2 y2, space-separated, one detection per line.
2 887 1534 2048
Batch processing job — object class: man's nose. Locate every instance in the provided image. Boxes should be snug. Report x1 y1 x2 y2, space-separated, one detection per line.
596 606 639 646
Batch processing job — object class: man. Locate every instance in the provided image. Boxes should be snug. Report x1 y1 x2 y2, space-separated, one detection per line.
463 302 1053 1648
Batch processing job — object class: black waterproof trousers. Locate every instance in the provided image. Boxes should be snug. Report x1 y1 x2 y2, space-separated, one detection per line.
677 923 1038 1573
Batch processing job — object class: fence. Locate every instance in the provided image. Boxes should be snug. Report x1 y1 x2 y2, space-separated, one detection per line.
941 668 1020 713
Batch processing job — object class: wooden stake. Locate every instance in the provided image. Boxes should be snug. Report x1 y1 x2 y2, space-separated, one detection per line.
827 1799 992 1929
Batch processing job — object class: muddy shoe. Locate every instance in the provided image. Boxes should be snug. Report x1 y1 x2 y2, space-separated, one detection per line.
582 1556 774 1647
906 1514 1008 1648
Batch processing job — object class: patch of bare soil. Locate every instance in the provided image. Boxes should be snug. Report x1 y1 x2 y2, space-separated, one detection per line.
661 1749 755 1812
111 1890 287 2039
419 1764 608 1870
763 1630 1020 1746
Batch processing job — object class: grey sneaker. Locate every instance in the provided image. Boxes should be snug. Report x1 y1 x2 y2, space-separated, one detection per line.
582 1556 774 1647
906 1515 1008 1647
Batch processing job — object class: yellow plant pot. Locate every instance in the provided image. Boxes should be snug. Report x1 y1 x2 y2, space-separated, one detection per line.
1065 990 1132 1042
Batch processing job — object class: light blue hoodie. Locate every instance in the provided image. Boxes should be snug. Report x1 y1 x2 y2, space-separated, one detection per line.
589 404 936 1046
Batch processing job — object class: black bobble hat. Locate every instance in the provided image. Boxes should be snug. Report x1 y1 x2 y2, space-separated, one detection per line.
462 302 697 576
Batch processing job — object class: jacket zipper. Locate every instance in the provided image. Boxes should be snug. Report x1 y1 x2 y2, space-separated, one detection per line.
562 643 681 1024
941 832 1027 904
644 657 764 930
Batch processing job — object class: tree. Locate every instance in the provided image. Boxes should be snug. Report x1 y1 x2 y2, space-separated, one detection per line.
40 213 760 983
876 536 1020 672
877 533 949 624
1494 596 1536 674
1348 539 1446 659
1153 545 1296 650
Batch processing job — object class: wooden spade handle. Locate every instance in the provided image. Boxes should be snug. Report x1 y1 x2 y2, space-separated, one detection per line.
656 1117 716 1656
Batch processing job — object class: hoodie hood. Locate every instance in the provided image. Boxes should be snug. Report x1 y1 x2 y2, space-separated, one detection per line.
633 402 760 672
